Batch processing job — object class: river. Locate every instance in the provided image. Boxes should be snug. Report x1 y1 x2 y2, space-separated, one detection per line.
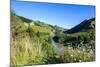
51 38 62 54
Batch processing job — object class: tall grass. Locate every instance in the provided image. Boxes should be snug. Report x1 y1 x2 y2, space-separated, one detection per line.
11 35 42 66
11 31 56 66
11 12 57 66
59 46 95 63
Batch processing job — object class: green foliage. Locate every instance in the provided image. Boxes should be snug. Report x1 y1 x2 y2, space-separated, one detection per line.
60 46 95 63
53 18 95 63
11 11 95 66
11 12 56 66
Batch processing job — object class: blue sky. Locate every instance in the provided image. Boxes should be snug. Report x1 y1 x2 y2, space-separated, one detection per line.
11 0 95 29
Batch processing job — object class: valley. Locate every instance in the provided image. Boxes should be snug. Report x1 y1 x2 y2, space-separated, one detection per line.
11 11 95 66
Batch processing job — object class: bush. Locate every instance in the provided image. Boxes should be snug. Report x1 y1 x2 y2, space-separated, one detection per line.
59 46 95 63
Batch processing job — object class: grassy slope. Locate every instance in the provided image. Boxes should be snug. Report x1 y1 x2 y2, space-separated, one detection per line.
11 12 95 66
11 13 57 66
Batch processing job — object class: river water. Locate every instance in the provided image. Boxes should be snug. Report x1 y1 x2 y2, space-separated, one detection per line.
51 38 62 54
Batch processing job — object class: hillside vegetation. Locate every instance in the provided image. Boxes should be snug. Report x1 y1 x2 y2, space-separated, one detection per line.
11 11 95 66
11 12 57 66
53 18 95 63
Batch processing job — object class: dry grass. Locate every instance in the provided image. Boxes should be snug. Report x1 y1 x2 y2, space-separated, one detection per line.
11 35 44 66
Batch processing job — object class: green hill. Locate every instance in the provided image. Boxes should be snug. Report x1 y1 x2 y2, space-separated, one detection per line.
53 18 95 47
64 18 95 33
11 12 57 66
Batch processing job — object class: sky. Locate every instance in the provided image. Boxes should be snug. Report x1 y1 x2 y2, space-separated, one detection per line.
11 0 95 29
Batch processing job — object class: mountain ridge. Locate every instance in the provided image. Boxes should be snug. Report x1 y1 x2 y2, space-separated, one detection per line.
64 18 95 33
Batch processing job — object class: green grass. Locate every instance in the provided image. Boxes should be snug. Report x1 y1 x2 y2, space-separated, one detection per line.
11 13 56 66
11 12 95 66
59 46 95 63
11 33 56 66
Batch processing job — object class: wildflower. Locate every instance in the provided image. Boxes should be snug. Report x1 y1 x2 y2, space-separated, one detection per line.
78 50 81 53
82 48 85 52
71 54 73 57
